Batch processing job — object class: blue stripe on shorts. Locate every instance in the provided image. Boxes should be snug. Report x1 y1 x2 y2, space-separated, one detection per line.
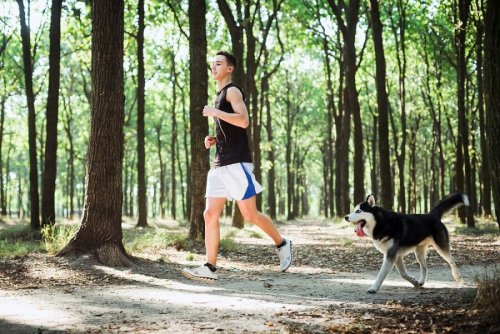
240 163 256 200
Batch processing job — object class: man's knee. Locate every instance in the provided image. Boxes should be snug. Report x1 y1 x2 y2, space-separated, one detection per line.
204 208 218 223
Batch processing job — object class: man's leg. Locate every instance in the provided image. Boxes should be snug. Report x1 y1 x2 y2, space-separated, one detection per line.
237 196 283 245
204 197 226 266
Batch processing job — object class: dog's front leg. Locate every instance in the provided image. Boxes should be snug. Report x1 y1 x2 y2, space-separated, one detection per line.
368 252 397 293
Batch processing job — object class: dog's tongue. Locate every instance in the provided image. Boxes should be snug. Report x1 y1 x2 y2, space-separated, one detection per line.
355 222 366 237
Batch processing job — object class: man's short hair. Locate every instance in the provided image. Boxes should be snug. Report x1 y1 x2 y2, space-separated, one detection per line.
216 51 237 69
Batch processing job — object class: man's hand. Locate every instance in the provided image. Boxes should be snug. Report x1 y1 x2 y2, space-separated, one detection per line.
203 106 219 118
204 136 217 149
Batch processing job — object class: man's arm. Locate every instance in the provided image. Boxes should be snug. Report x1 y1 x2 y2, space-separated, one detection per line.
202 87 249 128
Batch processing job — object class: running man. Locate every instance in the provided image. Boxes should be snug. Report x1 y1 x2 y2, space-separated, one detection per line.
182 51 292 281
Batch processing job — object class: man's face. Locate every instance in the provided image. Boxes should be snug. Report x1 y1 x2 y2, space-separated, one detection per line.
211 55 233 79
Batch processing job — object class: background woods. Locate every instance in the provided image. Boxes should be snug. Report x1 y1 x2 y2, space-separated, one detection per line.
0 0 499 250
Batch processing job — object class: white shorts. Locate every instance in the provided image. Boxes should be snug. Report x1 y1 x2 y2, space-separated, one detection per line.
206 162 263 201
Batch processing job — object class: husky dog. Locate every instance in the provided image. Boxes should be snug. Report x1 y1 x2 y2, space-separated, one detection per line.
345 192 468 293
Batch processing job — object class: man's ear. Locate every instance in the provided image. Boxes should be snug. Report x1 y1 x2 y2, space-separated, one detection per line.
366 194 376 207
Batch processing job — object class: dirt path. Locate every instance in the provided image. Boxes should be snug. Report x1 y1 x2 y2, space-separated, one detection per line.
0 219 498 333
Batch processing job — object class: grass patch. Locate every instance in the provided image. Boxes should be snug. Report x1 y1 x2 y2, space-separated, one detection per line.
220 236 239 252
0 224 44 258
475 266 500 317
41 224 78 254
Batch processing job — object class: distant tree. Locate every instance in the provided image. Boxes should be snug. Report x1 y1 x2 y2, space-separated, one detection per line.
41 0 62 227
136 0 148 227
58 0 132 266
17 0 40 230
484 0 500 229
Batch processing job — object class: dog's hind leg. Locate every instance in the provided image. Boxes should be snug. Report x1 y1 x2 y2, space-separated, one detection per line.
433 241 463 284
395 256 420 288
415 245 428 286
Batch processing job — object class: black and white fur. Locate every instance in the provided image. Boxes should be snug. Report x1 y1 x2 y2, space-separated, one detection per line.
345 192 468 293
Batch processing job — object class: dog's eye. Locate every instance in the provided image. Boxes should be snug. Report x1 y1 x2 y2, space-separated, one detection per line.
355 209 361 213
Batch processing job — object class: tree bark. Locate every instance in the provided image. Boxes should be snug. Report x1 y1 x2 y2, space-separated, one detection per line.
136 0 148 227
484 0 500 229
57 0 131 266
17 0 40 230
188 0 209 240
369 0 393 210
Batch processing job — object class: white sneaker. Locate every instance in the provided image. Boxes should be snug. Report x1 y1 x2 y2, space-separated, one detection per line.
182 264 218 282
276 239 293 272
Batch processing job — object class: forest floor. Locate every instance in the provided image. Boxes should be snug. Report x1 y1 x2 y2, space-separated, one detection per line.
0 217 499 333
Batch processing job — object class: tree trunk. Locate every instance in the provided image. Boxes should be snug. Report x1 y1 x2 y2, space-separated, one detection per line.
170 53 177 220
262 76 277 219
484 0 500 229
188 0 209 240
136 0 148 227
370 0 393 210
328 0 363 205
0 97 6 216
155 125 165 218
455 0 475 227
17 0 40 230
41 0 62 227
58 0 131 266
476 19 491 216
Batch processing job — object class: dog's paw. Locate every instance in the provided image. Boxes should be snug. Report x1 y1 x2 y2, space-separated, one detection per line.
367 288 378 294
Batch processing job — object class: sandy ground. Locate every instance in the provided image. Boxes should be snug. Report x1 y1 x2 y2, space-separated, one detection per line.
0 219 498 333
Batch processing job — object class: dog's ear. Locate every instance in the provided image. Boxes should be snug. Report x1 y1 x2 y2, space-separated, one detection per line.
366 194 376 206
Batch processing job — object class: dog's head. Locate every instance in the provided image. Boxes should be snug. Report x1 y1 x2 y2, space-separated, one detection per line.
344 194 377 238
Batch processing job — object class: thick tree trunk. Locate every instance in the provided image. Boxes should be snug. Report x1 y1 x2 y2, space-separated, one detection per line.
370 0 393 210
41 0 62 227
17 0 40 230
484 0 500 229
136 0 148 227
57 0 131 266
188 0 209 239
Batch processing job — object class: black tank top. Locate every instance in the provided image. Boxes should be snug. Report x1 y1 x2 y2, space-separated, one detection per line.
213 83 252 167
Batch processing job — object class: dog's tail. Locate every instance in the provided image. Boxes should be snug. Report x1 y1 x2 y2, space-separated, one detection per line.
429 192 469 218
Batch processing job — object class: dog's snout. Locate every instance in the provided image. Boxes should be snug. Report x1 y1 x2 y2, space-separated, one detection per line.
344 215 349 222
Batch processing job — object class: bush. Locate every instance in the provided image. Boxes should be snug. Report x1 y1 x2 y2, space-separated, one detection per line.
475 266 500 318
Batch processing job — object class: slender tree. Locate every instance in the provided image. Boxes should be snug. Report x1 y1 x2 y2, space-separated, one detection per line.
454 0 475 227
136 0 148 227
58 0 131 265
41 0 62 227
188 0 209 240
17 0 40 230
369 0 393 210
